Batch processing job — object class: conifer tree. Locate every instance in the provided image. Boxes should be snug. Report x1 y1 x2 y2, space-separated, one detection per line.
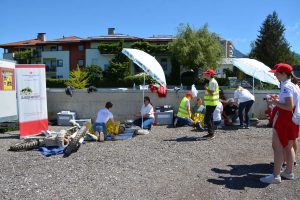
249 11 294 67
65 65 90 89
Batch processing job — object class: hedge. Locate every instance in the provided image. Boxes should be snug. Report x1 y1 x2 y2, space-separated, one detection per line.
46 79 68 88
46 77 229 88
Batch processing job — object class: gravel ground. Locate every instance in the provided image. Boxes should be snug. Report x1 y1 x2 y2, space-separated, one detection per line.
0 120 299 200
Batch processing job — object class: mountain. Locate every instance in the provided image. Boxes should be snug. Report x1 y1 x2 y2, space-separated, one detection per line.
233 49 247 58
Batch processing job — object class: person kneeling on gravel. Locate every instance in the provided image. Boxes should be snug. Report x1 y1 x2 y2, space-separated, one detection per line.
94 102 114 142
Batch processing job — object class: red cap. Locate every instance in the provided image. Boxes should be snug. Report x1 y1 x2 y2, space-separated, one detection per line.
203 69 215 76
186 91 193 98
269 63 293 73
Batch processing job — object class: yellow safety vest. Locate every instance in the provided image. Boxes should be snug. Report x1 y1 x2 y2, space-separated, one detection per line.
177 97 190 118
204 78 219 106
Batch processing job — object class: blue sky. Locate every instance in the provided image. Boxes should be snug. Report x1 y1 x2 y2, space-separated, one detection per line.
0 0 299 58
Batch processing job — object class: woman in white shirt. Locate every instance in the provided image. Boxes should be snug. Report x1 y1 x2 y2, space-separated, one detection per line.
133 96 154 130
234 86 255 128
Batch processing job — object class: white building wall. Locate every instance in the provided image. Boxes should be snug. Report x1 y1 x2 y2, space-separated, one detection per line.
215 58 234 78
86 49 114 70
41 51 70 78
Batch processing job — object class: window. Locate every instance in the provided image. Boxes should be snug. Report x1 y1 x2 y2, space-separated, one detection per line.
57 75 63 79
51 60 57 67
104 64 109 71
78 59 84 67
57 60 63 67
58 46 63 51
35 47 43 57
78 44 84 51
160 58 168 71
50 46 57 51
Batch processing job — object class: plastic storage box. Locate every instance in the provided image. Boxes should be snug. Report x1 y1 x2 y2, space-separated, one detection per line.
57 111 76 126
154 110 174 125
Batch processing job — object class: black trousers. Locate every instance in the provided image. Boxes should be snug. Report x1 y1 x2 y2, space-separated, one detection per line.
204 105 217 135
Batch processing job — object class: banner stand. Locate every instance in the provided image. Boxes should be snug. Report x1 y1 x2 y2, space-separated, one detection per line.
16 64 48 138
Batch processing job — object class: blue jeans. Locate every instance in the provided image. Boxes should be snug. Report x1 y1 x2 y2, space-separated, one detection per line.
175 115 193 126
133 118 153 130
238 100 254 127
214 120 222 127
93 122 108 139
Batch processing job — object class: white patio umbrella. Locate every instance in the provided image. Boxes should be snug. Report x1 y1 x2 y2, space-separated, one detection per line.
122 48 167 129
232 58 279 94
232 58 279 119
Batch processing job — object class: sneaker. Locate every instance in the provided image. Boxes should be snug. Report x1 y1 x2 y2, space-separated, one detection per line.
281 171 295 180
260 174 281 184
245 126 250 129
94 131 99 139
294 161 297 167
202 133 215 140
98 132 104 142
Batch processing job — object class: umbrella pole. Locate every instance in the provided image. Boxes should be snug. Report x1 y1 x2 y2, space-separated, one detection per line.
142 73 145 129
252 73 255 118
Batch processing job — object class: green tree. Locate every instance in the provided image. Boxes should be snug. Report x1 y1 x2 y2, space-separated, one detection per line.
105 61 130 80
169 58 181 84
14 50 32 64
168 23 223 72
65 65 90 89
291 52 300 65
249 11 295 67
105 51 131 81
85 65 103 85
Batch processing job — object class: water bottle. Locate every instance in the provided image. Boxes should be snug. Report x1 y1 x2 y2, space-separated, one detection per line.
180 83 183 90
133 83 136 90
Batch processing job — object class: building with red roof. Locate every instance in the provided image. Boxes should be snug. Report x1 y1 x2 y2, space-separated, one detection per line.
0 28 234 79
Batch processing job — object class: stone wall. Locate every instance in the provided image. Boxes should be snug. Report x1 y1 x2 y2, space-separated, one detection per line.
47 88 279 122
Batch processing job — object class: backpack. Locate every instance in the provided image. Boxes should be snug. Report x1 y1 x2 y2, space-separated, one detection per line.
292 86 300 125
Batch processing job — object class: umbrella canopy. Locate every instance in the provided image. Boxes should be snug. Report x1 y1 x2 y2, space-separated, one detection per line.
122 48 166 86
232 58 279 87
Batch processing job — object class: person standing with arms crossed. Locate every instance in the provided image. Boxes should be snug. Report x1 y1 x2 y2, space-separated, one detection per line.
202 69 219 139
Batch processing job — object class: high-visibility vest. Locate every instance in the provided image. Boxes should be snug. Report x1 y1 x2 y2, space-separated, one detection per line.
204 78 219 106
177 97 190 118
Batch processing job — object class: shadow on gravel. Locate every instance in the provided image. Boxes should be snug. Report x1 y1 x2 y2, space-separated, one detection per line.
220 126 239 131
164 136 199 142
0 134 19 140
256 124 272 129
207 164 271 190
